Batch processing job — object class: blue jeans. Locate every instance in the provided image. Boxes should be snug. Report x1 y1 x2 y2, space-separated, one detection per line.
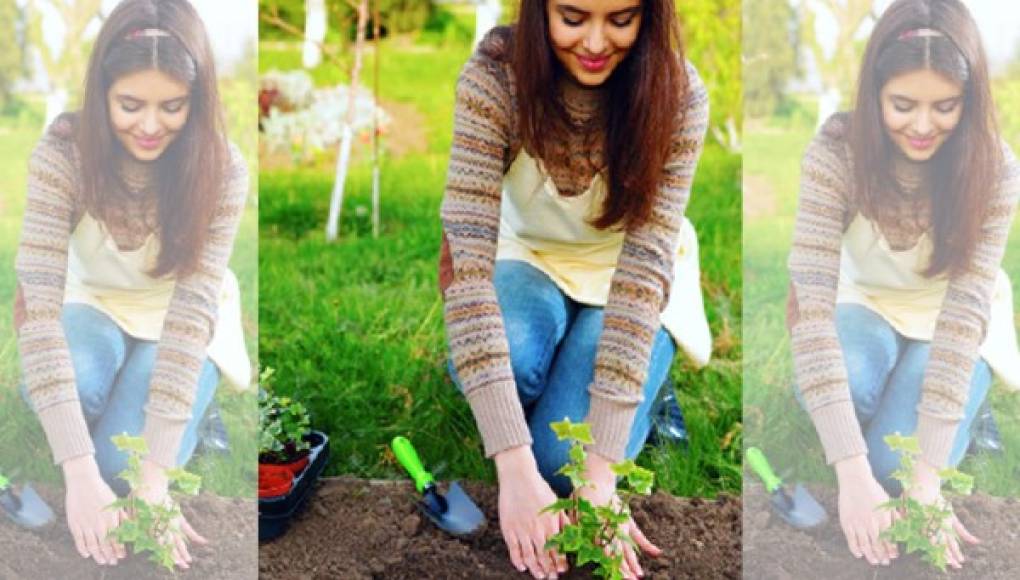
21 303 219 496
448 260 677 496
799 304 992 496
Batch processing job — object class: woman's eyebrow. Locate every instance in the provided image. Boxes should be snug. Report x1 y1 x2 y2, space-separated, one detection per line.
888 94 917 103
609 6 642 17
555 4 587 16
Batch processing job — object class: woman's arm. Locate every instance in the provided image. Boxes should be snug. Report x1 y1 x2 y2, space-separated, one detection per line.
440 51 532 458
583 63 709 462
141 143 249 468
787 118 867 464
915 145 1020 468
15 129 93 465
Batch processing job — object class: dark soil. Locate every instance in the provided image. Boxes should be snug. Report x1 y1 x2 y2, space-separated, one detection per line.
259 476 741 579
0 485 257 579
744 482 1020 579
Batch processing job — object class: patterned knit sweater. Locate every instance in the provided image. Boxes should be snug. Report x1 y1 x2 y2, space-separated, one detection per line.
789 112 1020 468
440 29 709 462
15 113 248 468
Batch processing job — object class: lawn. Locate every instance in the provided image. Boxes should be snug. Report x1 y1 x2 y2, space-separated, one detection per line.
0 80 259 497
743 96 1020 496
258 35 742 497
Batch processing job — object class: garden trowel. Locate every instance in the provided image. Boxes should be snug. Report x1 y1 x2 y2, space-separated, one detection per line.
746 447 827 530
391 436 485 537
1 482 56 530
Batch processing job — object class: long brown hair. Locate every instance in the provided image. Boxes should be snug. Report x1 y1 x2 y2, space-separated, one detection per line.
849 0 999 277
509 0 687 230
78 0 226 278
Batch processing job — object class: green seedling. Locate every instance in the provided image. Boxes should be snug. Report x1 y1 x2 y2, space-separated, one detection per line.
0 472 8 491
879 433 974 572
541 419 655 580
258 367 311 461
107 434 202 571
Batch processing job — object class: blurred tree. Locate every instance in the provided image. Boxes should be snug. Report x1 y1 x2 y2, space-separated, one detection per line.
678 0 742 150
744 0 799 118
27 0 102 125
798 0 876 125
0 0 26 111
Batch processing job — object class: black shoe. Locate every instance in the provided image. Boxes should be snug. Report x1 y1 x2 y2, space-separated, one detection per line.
969 399 1003 455
647 381 688 447
196 399 231 455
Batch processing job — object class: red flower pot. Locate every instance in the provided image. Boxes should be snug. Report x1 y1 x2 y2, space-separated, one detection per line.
258 468 293 498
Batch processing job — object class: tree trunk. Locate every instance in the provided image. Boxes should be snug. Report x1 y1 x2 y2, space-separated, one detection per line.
326 0 369 242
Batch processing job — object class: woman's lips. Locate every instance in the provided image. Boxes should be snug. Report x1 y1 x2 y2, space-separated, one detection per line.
576 53 610 73
135 135 164 151
906 135 936 151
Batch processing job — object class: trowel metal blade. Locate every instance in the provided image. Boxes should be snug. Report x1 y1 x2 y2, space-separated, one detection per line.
419 481 486 537
771 483 827 530
1 483 56 530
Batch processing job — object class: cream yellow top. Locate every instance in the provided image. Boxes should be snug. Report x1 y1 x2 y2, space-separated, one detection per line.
64 212 251 390
495 149 712 368
838 214 1020 390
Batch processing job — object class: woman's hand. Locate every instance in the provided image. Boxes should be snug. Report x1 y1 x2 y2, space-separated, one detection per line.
903 459 980 569
576 452 662 580
835 455 898 566
133 459 209 570
495 446 568 579
62 455 126 566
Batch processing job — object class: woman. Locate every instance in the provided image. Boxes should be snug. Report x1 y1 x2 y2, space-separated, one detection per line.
788 0 1019 570
440 1 710 578
14 0 249 569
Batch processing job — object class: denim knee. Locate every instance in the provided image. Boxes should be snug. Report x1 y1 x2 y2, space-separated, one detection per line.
96 450 131 497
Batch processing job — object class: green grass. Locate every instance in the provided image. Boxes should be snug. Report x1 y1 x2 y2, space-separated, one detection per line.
743 98 1020 495
0 88 258 497
258 37 742 498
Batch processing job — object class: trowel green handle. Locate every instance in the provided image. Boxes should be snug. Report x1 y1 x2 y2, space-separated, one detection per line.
746 447 783 493
392 436 434 494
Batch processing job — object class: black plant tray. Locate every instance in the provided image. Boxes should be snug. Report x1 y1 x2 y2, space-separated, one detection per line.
259 430 330 541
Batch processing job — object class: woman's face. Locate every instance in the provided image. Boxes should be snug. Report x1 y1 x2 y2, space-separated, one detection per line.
107 68 191 162
546 0 643 87
880 68 964 162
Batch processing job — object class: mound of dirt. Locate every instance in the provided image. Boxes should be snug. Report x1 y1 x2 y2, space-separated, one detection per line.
0 486 256 579
258 476 741 579
744 482 1020 579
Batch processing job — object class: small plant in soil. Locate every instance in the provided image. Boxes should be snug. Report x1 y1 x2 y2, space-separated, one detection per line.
541 419 655 580
107 434 202 571
879 433 974 573
258 367 312 463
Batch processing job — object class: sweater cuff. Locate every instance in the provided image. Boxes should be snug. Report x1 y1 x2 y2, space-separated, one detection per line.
466 381 532 458
37 400 95 465
808 400 868 464
585 393 639 463
142 413 188 468
915 413 957 469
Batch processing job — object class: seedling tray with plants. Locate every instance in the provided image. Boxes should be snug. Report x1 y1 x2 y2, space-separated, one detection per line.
259 430 330 541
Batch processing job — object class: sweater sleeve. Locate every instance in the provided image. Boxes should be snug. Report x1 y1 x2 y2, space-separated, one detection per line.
787 119 868 464
15 130 95 465
141 142 249 467
915 145 1020 468
440 50 531 458
583 63 709 462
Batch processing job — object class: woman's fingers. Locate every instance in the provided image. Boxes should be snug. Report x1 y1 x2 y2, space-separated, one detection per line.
531 536 556 579
70 524 89 559
174 535 192 569
623 541 643 578
182 518 209 545
84 530 106 565
946 535 964 568
518 533 542 578
504 531 527 573
953 516 980 545
843 524 863 560
630 520 661 557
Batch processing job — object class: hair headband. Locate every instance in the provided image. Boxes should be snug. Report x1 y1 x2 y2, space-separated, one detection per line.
898 27 945 40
